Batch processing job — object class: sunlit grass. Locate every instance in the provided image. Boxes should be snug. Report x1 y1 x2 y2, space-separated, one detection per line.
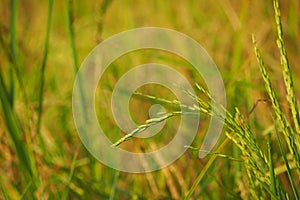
0 0 299 199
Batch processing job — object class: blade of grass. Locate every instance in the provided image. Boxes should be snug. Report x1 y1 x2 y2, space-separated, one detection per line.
66 0 79 73
9 0 28 106
96 0 113 42
1 187 10 200
184 136 230 199
62 149 79 200
109 170 120 200
8 68 14 107
67 0 88 122
3 1 39 196
9 0 17 109
19 180 32 200
0 70 38 193
275 125 299 200
267 137 278 199
36 0 54 137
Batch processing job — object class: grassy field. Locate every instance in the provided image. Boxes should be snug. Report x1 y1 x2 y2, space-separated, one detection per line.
0 0 300 199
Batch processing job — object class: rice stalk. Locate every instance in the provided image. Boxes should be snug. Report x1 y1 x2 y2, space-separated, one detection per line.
274 0 300 135
253 36 300 179
136 87 276 198
112 111 182 147
185 85 286 198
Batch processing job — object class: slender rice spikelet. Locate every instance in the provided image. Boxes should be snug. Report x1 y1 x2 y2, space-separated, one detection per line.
252 36 300 178
274 0 300 135
112 111 181 147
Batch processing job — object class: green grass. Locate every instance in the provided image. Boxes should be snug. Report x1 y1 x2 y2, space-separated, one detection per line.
36 0 54 138
0 0 299 199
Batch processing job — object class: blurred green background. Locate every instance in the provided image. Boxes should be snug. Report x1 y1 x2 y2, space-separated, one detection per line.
0 0 299 199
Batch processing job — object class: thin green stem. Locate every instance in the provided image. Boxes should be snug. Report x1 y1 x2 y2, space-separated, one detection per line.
184 136 229 199
9 0 28 106
275 127 299 200
66 0 79 72
36 0 54 137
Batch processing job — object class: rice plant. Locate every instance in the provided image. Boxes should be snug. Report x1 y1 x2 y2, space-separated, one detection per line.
0 0 299 199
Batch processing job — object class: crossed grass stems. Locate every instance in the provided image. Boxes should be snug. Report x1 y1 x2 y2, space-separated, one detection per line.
113 0 300 198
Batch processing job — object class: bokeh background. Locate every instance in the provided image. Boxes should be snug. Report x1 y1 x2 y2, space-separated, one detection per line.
0 0 299 199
